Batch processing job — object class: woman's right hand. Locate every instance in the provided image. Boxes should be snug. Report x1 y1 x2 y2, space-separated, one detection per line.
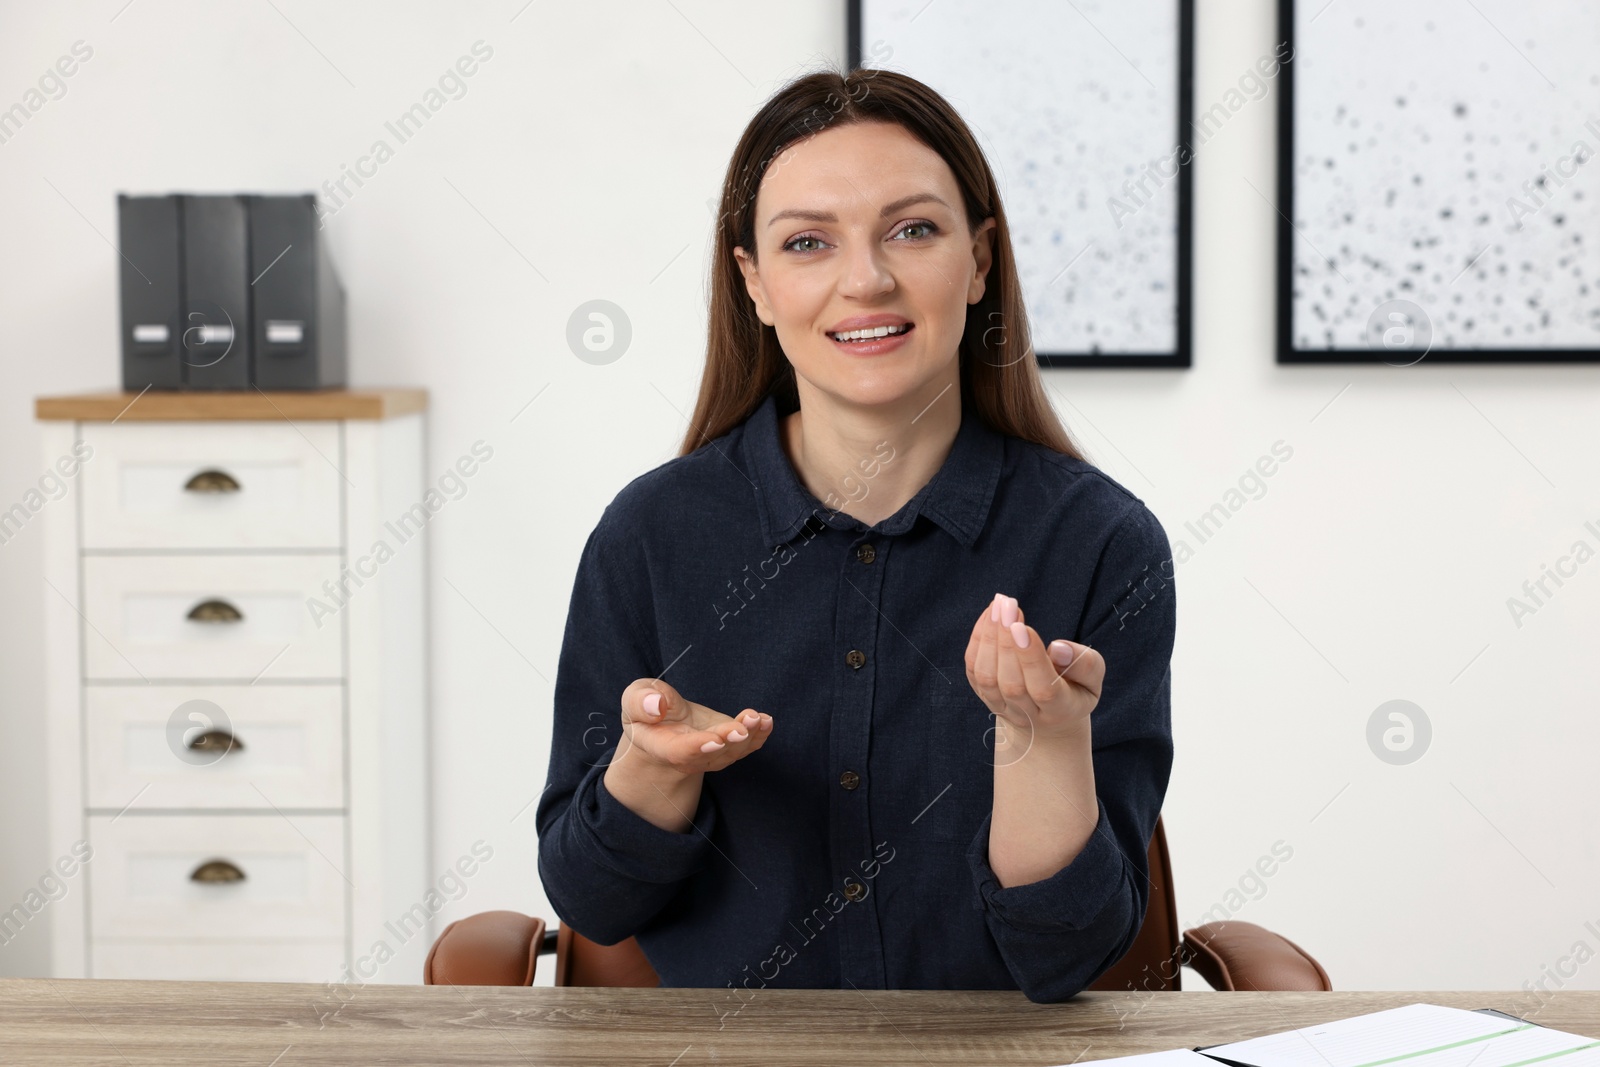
613 677 774 776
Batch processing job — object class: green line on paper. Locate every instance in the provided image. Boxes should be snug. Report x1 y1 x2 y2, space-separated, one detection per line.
1494 1041 1600 1067
1348 1026 1534 1067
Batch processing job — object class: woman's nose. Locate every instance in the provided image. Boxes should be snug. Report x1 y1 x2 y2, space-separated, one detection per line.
837 239 895 297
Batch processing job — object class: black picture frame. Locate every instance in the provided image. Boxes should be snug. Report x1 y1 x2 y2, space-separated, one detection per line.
1276 0 1600 364
848 0 1194 369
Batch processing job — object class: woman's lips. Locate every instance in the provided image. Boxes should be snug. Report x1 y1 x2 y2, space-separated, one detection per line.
828 323 914 356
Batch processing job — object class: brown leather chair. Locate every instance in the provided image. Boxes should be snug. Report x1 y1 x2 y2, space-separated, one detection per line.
423 816 1330 992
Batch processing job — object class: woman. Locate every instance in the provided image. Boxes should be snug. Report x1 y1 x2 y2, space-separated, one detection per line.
536 66 1176 1005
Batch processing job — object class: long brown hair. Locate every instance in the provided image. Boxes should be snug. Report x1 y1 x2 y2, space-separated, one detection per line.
678 66 1085 462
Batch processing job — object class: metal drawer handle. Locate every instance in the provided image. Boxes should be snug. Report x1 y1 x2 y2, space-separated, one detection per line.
189 859 246 884
187 599 243 623
187 728 243 755
184 469 241 493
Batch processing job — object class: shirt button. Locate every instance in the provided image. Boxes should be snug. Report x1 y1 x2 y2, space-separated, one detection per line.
855 543 876 564
843 879 867 902
839 770 860 790
845 649 866 669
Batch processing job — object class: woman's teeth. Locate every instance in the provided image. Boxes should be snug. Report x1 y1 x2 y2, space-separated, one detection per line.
831 324 911 342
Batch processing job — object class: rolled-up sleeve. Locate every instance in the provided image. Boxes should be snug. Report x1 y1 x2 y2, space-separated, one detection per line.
965 503 1177 1003
535 505 717 946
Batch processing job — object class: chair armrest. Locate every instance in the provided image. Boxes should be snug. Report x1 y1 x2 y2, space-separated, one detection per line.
1182 921 1331 991
424 910 548 986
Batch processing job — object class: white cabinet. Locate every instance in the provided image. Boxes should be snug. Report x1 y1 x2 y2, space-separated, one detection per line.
84 685 345 809
87 814 348 942
81 554 348 680
37 389 430 985
78 421 343 550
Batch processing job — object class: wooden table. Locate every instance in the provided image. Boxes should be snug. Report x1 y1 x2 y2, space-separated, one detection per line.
1 983 1596 1067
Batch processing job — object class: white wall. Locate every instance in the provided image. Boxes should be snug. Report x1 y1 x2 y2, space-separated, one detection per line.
1 0 1595 993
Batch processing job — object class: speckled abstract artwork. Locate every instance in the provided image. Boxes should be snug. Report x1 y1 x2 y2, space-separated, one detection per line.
1290 0 1600 354
860 1 1185 360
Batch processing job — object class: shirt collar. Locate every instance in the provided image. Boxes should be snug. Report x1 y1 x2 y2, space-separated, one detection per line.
743 389 1004 551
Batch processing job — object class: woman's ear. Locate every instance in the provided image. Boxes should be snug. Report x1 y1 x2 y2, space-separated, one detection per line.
733 245 776 327
966 217 997 305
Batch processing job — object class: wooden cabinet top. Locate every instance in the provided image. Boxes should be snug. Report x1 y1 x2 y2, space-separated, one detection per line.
35 388 427 421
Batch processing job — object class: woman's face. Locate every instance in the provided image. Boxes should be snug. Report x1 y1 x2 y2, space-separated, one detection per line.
734 120 996 412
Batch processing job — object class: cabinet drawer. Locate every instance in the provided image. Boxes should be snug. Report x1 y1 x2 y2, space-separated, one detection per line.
91 938 346 982
88 813 346 942
80 421 342 549
86 685 344 810
82 555 344 680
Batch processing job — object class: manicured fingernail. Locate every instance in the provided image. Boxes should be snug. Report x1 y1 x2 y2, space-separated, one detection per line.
1049 640 1075 667
643 692 661 717
990 592 1003 622
1010 621 1029 648
742 712 759 726
700 740 725 753
728 729 748 742
1001 596 1019 627
760 715 772 731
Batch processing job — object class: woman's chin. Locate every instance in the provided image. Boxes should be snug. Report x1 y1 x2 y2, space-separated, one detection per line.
817 374 953 413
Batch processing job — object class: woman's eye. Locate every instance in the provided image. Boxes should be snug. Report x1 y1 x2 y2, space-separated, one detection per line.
895 220 938 240
781 221 938 255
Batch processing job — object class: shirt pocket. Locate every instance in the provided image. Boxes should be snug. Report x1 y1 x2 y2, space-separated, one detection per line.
911 664 998 758
887 664 991 847
916 665 1035 770
917 664 969 706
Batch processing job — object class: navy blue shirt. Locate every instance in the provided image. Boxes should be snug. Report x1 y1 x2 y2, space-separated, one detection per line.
535 387 1176 1004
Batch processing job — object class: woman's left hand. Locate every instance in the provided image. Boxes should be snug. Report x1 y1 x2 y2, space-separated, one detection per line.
964 592 1105 741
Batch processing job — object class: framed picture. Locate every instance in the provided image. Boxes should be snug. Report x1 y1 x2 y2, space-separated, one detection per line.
850 0 1194 368
1278 0 1600 364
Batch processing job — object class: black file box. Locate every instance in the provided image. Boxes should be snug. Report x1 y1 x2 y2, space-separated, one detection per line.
116 190 347 391
180 194 251 390
117 194 183 390
247 194 347 390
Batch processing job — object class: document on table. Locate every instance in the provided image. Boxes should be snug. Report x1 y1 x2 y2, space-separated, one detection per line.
1198 1004 1600 1067
1052 1004 1600 1067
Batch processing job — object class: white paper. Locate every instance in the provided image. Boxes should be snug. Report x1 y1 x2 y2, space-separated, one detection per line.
1200 1003 1600 1067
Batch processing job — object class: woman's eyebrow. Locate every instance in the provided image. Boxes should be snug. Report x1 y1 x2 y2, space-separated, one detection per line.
765 192 952 229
